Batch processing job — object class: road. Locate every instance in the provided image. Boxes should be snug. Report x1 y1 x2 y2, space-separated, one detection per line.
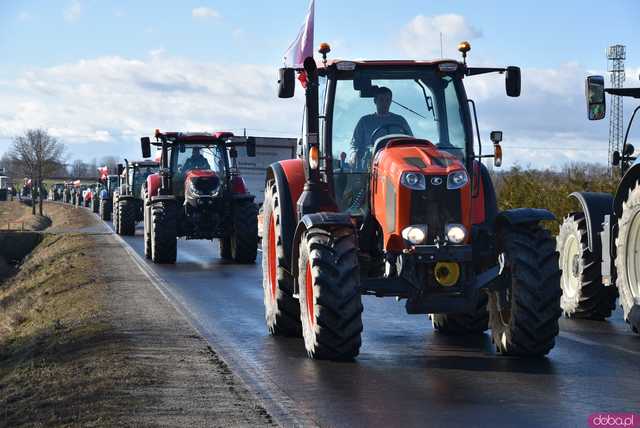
110 222 640 427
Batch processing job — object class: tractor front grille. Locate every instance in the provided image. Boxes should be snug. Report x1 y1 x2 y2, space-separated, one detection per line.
410 176 462 243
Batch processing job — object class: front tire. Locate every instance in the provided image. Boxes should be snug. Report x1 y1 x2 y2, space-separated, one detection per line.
488 223 561 356
261 181 301 337
151 201 177 264
556 213 617 320
298 227 363 360
219 237 232 260
118 199 137 236
143 202 152 259
100 199 111 221
230 200 258 263
615 181 640 334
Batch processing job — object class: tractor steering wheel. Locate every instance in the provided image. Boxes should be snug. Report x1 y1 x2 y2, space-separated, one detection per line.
369 123 412 147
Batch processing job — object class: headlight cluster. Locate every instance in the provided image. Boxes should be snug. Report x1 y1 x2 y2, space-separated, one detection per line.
400 172 426 190
447 170 469 189
400 170 468 190
401 225 428 244
445 224 467 244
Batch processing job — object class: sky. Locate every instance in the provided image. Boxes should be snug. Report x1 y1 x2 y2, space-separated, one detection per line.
0 0 639 169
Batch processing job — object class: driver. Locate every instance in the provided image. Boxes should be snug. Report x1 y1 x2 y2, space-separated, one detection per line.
350 87 413 165
182 147 211 172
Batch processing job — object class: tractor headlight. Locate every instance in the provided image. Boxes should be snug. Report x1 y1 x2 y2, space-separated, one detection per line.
447 170 469 189
445 224 467 244
402 225 428 244
401 172 426 190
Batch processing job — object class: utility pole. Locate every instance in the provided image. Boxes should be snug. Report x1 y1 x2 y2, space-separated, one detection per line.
607 44 625 172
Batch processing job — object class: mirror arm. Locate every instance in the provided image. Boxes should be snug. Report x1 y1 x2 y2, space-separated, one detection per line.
468 99 483 161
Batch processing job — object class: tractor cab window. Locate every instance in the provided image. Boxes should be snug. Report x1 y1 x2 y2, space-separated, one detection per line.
174 143 226 175
132 166 158 192
330 68 468 213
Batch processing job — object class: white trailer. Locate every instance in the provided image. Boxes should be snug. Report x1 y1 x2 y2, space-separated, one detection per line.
235 137 298 204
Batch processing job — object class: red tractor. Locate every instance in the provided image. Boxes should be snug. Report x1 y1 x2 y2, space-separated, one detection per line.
140 131 259 264
261 42 561 360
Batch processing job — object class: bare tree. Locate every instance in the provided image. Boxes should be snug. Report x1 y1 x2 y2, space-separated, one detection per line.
70 159 89 178
10 129 65 215
100 156 120 174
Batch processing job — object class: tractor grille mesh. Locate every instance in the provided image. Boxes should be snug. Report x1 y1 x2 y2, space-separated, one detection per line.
410 177 462 243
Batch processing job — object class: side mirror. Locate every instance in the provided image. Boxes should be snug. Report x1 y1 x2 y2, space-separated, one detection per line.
494 144 503 168
586 75 606 120
623 143 635 157
141 137 151 158
505 66 521 97
117 164 124 175
246 137 256 157
612 151 621 166
278 68 295 98
229 147 238 159
490 131 503 144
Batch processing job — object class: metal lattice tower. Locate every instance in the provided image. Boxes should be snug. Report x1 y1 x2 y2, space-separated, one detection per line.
607 44 626 166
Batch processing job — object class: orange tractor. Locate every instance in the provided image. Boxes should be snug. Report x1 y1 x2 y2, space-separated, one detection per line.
261 42 562 360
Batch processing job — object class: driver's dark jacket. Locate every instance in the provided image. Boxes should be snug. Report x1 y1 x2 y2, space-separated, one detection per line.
350 112 413 159
182 155 211 172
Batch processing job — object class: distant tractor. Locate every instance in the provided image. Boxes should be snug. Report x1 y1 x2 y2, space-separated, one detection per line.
140 131 263 264
262 42 562 360
0 175 8 201
99 175 119 221
556 77 639 333
112 159 159 236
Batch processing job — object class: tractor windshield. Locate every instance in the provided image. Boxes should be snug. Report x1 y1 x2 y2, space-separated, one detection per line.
132 165 159 194
330 67 468 214
331 69 468 169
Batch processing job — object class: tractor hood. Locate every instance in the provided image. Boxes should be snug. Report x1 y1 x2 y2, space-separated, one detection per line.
184 169 220 196
373 138 466 177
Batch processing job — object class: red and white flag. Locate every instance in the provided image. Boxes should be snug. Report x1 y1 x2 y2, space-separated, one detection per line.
283 0 315 68
98 166 109 180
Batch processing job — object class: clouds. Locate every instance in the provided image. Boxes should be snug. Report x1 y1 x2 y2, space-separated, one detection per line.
398 14 482 59
192 7 220 19
0 53 301 161
64 0 82 22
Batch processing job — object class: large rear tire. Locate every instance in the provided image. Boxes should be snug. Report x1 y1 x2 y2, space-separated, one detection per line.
261 181 301 337
488 223 561 356
230 200 258 263
112 198 121 234
298 227 363 360
615 181 640 334
143 202 152 259
556 212 617 320
151 201 177 264
99 199 111 221
118 199 137 236
431 292 489 335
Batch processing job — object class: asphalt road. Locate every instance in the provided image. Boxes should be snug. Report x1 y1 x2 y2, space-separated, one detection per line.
109 221 640 428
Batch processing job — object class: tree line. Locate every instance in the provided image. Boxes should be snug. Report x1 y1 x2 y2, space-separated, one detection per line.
0 128 120 215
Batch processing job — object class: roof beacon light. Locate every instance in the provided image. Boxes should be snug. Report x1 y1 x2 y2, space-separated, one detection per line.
458 41 471 65
319 42 331 66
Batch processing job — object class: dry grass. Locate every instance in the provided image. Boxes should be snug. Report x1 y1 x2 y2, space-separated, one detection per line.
0 234 145 426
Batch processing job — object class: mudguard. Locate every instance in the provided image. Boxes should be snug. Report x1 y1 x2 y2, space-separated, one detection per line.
496 208 555 227
150 195 176 204
614 162 640 218
147 173 162 200
568 192 614 254
265 159 305 271
290 212 355 294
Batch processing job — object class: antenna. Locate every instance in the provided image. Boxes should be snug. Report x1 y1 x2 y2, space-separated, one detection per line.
607 44 626 172
440 32 443 58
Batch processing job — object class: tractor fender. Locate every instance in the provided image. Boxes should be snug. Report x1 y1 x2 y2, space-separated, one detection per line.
568 192 614 254
614 162 640 218
496 208 555 228
147 173 162 199
290 212 354 294
150 195 176 206
265 159 305 271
